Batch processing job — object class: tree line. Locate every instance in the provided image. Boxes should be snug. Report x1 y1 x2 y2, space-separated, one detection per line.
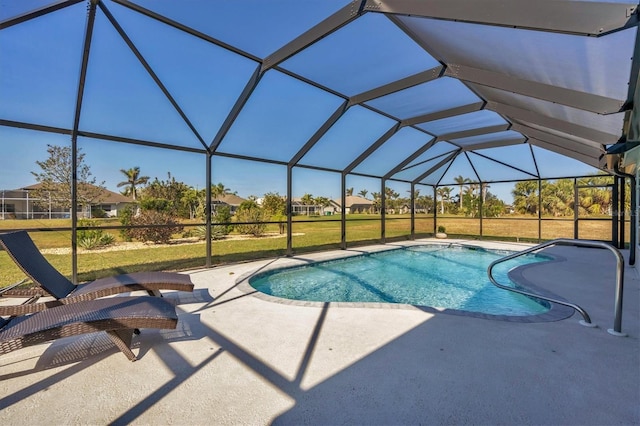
511 175 628 217
28 145 626 246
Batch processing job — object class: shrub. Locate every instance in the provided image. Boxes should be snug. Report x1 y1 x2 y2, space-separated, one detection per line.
194 225 227 240
235 205 267 237
118 204 136 241
128 210 183 244
91 207 108 218
212 205 233 234
437 225 446 233
77 219 115 250
191 206 233 240
78 232 115 250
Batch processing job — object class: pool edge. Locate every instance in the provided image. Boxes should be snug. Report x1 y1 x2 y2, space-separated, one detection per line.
234 240 575 323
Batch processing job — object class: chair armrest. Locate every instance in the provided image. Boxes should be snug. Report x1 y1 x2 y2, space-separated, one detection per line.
0 296 63 316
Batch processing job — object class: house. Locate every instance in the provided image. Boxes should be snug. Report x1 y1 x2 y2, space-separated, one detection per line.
212 193 246 214
331 195 375 214
1 184 134 219
291 197 323 216
90 187 135 217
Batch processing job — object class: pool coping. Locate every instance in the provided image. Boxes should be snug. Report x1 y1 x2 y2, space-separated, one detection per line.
235 240 575 323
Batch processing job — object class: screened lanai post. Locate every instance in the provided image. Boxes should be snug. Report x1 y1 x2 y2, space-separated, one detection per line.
433 186 438 235
205 152 212 267
69 0 97 283
633 176 638 265
614 163 636 265
338 123 402 249
479 183 484 239
410 183 415 239
286 101 349 253
286 165 293 256
464 152 482 237
613 177 619 247
381 179 386 243
620 177 626 248
341 173 347 250
574 178 579 239
538 179 542 242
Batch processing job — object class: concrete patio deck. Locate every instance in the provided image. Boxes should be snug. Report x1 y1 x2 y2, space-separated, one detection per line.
1 239 638 425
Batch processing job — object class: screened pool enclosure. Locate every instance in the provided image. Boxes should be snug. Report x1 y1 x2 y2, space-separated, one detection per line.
1 0 639 280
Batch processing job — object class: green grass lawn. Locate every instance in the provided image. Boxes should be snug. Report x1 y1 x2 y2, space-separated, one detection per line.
0 214 626 286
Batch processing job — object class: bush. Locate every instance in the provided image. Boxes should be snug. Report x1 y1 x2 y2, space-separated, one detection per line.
212 205 233 234
77 219 115 250
128 210 183 244
118 204 136 241
78 232 115 250
91 207 108 218
235 205 267 237
437 225 446 233
193 225 227 240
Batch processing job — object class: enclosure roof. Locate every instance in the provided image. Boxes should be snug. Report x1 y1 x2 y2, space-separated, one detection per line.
1 0 639 186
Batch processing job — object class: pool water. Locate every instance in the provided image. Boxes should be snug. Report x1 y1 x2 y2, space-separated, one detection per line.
249 245 550 316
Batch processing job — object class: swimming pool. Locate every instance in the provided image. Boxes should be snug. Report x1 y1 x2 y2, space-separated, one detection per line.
248 245 552 317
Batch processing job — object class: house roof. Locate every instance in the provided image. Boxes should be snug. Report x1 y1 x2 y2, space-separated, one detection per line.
333 196 374 208
213 194 246 206
291 197 320 206
21 183 132 204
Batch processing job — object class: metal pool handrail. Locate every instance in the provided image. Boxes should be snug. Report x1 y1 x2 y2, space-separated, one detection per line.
487 238 626 337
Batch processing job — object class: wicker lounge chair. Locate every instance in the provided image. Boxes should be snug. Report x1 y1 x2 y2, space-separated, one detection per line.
0 231 194 316
0 296 178 361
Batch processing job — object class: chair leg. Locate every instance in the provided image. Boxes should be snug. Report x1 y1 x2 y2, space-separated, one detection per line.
106 329 137 361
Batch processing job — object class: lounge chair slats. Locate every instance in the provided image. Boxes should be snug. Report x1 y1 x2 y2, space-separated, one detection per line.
0 231 194 315
0 296 178 361
0 231 75 299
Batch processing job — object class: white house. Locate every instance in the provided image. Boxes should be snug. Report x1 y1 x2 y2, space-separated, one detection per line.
331 195 375 214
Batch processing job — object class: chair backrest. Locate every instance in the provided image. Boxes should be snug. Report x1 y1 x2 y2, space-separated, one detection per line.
0 231 75 299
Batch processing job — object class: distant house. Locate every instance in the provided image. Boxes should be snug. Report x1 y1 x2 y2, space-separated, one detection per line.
1 184 133 219
331 195 375 214
90 187 135 217
212 194 246 214
291 198 323 216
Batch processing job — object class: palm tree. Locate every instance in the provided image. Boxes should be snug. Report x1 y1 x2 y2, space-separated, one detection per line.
385 186 400 213
117 167 149 200
211 182 232 199
436 187 453 214
358 189 368 199
512 180 539 214
371 192 381 212
300 193 314 215
346 187 354 196
453 175 470 209
480 182 490 204
409 188 420 213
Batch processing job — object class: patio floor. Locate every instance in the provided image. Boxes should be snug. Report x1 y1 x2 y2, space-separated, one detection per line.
1 239 638 425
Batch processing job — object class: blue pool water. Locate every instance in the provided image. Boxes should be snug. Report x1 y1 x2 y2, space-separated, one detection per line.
249 245 550 316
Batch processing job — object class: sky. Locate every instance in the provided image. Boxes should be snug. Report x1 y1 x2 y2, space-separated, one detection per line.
0 0 620 205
